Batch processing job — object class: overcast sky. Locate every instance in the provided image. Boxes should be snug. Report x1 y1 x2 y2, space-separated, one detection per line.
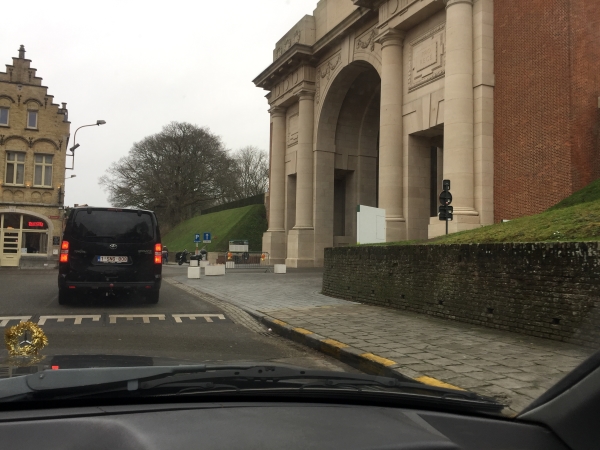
0 0 317 207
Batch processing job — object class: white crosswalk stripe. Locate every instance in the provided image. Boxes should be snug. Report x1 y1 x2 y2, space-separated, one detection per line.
0 317 31 327
38 315 101 325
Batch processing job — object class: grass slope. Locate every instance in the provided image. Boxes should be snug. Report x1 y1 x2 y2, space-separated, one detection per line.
373 178 600 246
162 204 267 252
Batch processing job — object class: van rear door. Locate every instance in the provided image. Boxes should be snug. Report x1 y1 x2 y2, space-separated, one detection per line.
66 208 158 282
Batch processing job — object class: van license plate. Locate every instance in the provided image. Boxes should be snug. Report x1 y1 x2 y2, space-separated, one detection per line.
98 256 128 263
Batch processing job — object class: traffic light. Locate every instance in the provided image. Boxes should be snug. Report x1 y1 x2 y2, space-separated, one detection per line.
439 179 453 222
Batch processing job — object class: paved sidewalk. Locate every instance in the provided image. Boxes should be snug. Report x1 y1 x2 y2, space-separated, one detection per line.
172 267 595 414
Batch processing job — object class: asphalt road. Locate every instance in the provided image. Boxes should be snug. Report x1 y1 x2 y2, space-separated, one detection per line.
0 268 356 372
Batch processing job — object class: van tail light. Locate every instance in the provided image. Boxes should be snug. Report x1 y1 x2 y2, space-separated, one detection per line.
60 241 69 263
154 243 162 264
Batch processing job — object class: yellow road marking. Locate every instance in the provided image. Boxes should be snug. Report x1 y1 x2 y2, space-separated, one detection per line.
294 327 314 335
271 319 288 327
360 353 397 367
416 376 465 391
322 339 349 349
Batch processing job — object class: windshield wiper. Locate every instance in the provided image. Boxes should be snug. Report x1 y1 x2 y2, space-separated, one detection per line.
1 364 501 411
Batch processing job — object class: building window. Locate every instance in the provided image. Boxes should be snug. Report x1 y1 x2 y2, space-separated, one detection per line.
0 108 8 126
5 152 25 185
34 154 53 187
27 110 38 129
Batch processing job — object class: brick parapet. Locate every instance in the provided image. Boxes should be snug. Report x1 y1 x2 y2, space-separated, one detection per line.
322 243 600 348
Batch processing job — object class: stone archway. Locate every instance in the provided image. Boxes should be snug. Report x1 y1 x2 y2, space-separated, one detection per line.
313 62 381 265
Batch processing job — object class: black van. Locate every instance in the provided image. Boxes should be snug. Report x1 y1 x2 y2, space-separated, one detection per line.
58 207 162 305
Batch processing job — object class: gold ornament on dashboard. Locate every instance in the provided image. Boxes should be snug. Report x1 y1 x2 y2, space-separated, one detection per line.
4 322 48 356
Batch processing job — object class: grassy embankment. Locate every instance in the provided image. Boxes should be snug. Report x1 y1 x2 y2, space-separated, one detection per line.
373 178 600 246
162 204 267 252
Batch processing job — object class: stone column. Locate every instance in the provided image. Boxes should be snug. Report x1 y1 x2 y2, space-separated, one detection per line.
286 89 316 268
294 90 315 229
268 106 286 232
262 106 287 264
378 29 407 242
444 0 477 217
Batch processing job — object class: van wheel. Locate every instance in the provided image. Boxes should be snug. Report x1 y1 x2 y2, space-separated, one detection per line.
58 289 72 305
146 291 159 304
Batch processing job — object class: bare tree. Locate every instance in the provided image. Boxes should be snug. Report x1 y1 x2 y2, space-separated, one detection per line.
99 122 237 227
231 146 269 199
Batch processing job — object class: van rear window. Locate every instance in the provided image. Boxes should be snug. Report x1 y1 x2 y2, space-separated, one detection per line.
71 210 154 243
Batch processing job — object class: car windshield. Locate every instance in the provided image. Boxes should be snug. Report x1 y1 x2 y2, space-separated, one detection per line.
1 0 598 423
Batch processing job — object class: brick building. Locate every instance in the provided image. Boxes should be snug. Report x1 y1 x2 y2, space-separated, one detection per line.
254 0 599 267
494 0 600 221
0 46 71 268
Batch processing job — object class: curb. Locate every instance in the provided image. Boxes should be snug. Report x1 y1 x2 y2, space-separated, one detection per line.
247 310 463 390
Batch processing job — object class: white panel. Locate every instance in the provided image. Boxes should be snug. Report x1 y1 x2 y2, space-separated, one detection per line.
356 205 387 245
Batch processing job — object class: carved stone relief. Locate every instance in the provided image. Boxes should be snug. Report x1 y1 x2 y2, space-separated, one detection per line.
356 29 377 52
315 53 341 104
275 30 302 61
408 24 446 92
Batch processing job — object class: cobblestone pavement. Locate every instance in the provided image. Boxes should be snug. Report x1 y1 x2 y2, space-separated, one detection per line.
173 267 595 413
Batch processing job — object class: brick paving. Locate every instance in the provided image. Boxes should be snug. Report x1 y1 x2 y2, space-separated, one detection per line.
171 266 595 414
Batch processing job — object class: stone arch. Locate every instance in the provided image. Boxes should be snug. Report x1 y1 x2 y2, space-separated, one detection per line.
4 135 30 148
313 60 381 256
24 98 42 109
352 52 382 77
0 94 16 105
316 61 377 151
32 138 59 151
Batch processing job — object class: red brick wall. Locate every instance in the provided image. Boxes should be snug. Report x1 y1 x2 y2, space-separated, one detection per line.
494 0 600 221
569 0 600 190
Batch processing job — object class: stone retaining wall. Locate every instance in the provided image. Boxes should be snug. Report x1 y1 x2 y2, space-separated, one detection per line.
322 243 600 347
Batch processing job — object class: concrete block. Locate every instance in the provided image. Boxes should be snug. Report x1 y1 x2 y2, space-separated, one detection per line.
190 259 199 267
200 260 209 267
206 265 226 276
274 264 287 274
187 267 202 279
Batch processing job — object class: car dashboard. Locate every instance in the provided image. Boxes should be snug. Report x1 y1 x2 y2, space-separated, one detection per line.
0 401 567 450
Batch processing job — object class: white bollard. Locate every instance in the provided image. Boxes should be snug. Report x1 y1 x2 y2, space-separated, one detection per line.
274 264 287 274
187 267 202 279
199 260 209 268
190 259 199 267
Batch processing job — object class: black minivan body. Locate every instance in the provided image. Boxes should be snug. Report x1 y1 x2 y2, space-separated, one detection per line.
58 207 162 304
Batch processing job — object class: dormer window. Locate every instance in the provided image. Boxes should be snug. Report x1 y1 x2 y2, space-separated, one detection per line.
27 110 38 129
0 107 8 126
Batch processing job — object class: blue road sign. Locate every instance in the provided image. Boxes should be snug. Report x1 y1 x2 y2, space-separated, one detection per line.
194 233 201 243
203 232 211 243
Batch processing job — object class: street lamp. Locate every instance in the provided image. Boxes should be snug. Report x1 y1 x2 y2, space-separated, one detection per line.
66 120 106 170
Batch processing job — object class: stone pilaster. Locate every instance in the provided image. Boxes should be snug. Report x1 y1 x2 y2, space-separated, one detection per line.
378 29 407 242
262 106 287 264
286 89 316 267
443 0 478 219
